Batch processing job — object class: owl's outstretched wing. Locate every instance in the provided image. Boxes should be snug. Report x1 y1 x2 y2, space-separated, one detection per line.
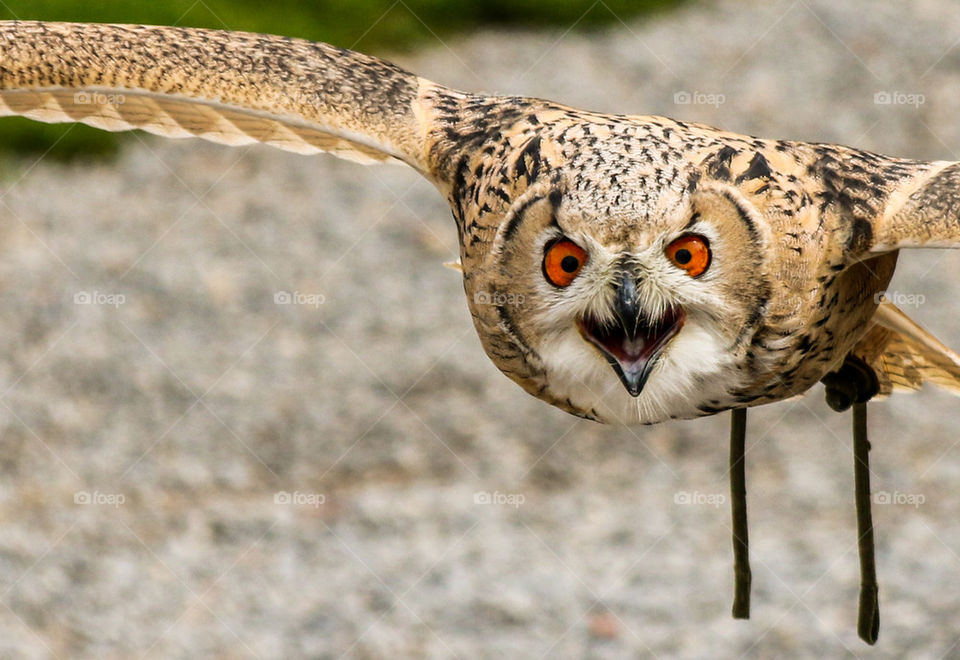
0 21 447 173
853 302 960 397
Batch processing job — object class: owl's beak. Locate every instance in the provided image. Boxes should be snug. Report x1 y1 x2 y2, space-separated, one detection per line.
577 278 684 397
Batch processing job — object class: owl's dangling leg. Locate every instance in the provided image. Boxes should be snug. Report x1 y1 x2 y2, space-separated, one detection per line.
851 400 880 645
729 408 751 619
821 356 881 645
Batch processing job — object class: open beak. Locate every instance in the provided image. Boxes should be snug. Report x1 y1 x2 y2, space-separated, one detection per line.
577 277 685 397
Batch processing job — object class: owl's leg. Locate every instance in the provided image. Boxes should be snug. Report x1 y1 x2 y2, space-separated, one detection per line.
729 408 751 620
821 356 880 645
851 401 880 645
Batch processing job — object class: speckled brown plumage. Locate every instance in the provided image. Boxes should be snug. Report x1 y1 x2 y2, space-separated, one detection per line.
2 20 959 424
0 21 432 167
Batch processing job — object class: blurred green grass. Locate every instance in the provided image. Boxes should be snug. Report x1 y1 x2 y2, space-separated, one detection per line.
0 0 684 161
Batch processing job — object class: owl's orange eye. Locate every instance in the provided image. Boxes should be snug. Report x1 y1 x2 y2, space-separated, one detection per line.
543 238 588 287
665 234 711 277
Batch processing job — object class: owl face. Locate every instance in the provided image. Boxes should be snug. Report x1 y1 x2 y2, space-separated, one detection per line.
466 158 773 425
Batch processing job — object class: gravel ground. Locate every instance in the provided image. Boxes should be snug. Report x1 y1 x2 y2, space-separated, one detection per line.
2 0 960 657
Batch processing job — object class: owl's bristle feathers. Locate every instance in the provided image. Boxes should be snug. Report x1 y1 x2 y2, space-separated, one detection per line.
577 305 685 397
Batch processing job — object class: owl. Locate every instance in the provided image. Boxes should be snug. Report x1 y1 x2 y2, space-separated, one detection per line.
7 19 960 645
1 21 958 427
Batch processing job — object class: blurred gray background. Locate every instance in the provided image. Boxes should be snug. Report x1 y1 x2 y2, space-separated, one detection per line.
2 0 960 657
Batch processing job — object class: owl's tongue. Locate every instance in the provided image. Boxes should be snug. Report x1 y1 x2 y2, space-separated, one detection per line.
620 336 655 361
578 306 685 397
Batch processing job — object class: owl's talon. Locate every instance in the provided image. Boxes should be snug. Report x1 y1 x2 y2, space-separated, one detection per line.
821 355 878 411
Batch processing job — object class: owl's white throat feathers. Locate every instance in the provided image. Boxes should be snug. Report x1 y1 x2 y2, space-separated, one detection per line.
540 313 738 424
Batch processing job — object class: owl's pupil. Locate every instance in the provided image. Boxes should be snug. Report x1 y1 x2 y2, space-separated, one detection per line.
560 255 580 273
675 248 692 265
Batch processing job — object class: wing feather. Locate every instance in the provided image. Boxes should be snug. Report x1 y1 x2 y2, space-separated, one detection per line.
855 302 960 397
0 21 447 171
871 160 960 252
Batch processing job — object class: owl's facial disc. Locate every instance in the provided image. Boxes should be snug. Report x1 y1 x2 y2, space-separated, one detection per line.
576 274 685 396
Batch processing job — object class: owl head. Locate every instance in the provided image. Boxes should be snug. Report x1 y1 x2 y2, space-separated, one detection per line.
472 185 772 424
